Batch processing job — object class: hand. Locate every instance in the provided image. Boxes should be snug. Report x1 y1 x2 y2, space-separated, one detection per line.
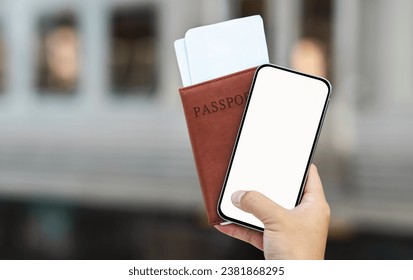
214 164 330 260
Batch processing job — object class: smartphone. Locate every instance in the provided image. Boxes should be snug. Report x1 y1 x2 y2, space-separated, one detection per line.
217 64 331 231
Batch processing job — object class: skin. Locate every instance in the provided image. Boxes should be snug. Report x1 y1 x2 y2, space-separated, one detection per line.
215 164 330 260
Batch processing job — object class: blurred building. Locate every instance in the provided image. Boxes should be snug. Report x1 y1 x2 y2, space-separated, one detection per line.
0 0 412 259
0 0 203 211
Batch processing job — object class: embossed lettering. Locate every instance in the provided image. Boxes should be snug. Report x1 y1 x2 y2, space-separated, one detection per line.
192 92 249 118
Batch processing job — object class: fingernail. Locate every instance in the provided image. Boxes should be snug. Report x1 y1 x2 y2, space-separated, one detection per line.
231 191 246 207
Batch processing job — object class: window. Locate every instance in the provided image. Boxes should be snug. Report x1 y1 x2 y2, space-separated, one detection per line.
236 0 265 17
234 0 332 79
299 0 332 78
110 6 156 95
36 11 79 94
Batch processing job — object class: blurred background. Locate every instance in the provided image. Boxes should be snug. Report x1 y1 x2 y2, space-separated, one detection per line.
0 0 412 259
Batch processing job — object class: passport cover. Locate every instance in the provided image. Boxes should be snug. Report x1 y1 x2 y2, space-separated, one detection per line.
179 67 256 225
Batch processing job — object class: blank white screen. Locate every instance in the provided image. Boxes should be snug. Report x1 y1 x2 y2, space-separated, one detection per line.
219 65 330 229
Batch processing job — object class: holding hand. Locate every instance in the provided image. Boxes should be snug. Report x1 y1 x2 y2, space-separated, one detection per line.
215 164 330 260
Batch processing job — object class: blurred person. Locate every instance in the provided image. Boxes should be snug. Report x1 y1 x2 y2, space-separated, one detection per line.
291 38 327 77
215 164 330 260
45 26 78 91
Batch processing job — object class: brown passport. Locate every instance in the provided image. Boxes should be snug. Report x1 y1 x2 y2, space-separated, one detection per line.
179 67 256 225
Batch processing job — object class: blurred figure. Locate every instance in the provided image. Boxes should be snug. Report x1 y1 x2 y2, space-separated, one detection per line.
44 26 79 91
45 26 78 89
291 38 327 77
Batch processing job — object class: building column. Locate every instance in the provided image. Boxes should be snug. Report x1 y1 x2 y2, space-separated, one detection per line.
79 1 109 113
266 0 302 67
322 0 360 189
200 0 231 25
3 0 35 116
332 0 359 111
375 0 413 110
157 0 202 106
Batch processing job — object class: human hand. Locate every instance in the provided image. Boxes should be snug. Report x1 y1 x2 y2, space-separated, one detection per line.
214 164 330 260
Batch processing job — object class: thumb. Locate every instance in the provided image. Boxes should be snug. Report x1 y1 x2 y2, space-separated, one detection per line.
232 190 287 227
